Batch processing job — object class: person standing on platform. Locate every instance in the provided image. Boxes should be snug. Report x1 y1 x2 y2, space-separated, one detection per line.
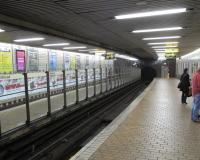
179 68 190 104
191 67 200 122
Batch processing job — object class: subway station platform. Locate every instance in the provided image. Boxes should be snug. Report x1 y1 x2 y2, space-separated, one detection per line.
71 79 200 160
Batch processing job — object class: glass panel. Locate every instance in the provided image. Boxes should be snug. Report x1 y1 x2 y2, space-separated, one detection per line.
28 72 48 121
102 68 107 93
50 71 64 112
66 70 76 105
95 68 101 95
78 70 86 101
88 69 94 97
0 73 26 133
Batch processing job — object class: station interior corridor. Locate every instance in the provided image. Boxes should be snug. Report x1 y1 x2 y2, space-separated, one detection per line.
72 79 200 160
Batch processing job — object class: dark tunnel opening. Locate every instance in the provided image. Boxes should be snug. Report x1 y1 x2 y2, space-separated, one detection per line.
141 67 157 82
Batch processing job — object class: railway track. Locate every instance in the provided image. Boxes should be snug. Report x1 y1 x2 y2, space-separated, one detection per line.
0 80 148 160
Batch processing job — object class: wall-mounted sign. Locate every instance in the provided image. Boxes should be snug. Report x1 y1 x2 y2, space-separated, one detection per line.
165 48 179 53
70 55 76 69
64 53 70 70
16 50 25 71
49 51 57 71
165 52 176 58
28 47 39 71
76 55 81 69
0 51 13 73
105 52 115 60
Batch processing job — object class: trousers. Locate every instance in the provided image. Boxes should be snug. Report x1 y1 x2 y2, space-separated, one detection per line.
181 92 187 103
191 93 200 121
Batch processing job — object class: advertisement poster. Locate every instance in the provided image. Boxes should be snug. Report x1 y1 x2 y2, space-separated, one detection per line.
89 55 95 69
76 55 81 69
49 51 57 71
64 53 70 70
28 48 38 71
38 48 48 71
0 51 13 73
70 55 76 70
85 56 89 69
16 50 25 72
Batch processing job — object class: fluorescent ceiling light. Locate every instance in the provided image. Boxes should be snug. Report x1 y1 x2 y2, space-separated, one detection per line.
63 46 87 50
155 48 179 52
78 49 98 52
14 37 45 42
115 8 186 19
116 54 138 61
152 45 178 48
0 29 5 32
155 49 166 51
148 42 179 45
143 36 181 40
133 27 183 33
181 48 200 59
43 43 70 47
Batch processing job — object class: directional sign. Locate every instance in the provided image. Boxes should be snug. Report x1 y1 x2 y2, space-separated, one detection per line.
165 52 176 58
105 52 115 60
165 48 179 53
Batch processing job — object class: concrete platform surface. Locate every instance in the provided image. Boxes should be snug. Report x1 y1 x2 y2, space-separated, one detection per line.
71 79 200 160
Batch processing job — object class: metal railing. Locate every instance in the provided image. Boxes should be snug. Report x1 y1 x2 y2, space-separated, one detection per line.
0 67 140 136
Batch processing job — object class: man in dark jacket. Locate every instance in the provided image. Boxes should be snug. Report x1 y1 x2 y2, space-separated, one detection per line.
180 68 190 104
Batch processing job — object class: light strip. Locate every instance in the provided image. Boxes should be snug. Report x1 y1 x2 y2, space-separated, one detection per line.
116 54 138 61
155 48 179 51
78 49 99 52
148 42 179 45
143 36 181 40
0 29 5 32
152 45 178 48
155 49 166 51
14 37 45 42
43 43 70 47
115 8 186 19
133 27 183 33
181 48 200 59
63 46 87 50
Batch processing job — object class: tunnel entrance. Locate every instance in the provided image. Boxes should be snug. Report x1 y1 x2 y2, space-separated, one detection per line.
141 67 156 81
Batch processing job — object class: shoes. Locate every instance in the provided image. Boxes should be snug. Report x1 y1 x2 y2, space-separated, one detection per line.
192 119 200 122
182 102 187 104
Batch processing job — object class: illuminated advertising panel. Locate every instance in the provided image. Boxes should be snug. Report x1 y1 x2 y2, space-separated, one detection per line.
16 50 25 71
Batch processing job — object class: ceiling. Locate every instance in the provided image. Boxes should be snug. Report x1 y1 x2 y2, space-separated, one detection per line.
0 0 200 59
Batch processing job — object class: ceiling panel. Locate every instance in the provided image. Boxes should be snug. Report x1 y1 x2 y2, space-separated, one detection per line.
0 0 199 58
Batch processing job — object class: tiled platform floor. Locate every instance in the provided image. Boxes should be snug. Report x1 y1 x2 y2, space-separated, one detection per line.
73 79 200 160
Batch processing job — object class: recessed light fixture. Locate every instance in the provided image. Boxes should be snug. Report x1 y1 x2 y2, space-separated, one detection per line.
115 8 186 19
14 37 45 42
152 45 178 48
0 29 5 32
63 46 87 50
133 27 183 33
43 43 70 47
143 36 181 40
148 42 179 45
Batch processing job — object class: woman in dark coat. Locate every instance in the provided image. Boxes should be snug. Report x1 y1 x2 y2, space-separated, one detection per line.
180 68 190 104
